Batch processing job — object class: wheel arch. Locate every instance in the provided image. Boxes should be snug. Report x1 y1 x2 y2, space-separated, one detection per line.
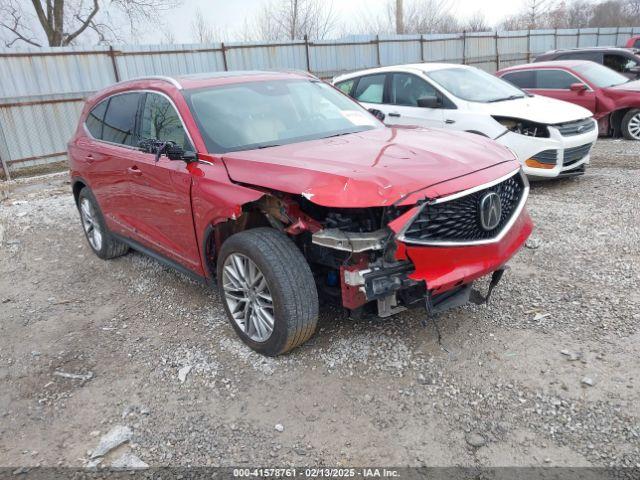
610 108 631 137
71 177 88 206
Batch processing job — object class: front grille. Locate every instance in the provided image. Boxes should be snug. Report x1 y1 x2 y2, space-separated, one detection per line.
555 118 595 136
563 143 592 166
403 172 526 243
531 149 558 165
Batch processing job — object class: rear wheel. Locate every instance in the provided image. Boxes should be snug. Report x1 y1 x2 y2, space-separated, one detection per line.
622 109 640 140
77 187 129 260
217 228 318 356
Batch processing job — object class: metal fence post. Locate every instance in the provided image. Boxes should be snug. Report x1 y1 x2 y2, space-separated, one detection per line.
108 46 120 82
462 31 466 64
221 42 228 71
420 35 424 62
527 30 532 62
0 124 11 181
304 35 311 71
596 27 601 46
375 35 381 66
554 28 558 50
495 31 500 71
577 28 581 47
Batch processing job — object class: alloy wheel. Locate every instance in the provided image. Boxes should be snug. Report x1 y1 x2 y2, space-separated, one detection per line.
628 113 640 140
80 198 103 251
222 253 275 342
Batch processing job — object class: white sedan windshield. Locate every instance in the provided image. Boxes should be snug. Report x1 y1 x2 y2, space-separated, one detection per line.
186 79 381 153
427 67 526 103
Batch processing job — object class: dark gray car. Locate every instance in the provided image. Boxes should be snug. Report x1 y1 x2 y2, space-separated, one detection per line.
534 47 640 79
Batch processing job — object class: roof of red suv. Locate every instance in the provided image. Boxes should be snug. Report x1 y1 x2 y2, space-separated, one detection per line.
499 60 591 72
86 70 317 104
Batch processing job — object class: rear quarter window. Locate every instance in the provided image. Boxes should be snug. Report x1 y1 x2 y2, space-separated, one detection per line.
85 100 108 139
335 79 355 96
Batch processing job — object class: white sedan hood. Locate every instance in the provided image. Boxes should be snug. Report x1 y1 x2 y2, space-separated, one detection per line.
467 94 593 125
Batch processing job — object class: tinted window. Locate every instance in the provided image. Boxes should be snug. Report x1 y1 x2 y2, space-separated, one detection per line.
140 93 193 151
354 74 385 103
557 51 602 62
501 70 536 89
102 93 141 146
604 54 638 73
390 73 437 106
536 70 578 89
85 100 108 139
635 40 640 49
335 79 355 96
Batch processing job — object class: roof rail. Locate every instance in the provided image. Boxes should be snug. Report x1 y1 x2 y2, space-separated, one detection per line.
121 75 182 90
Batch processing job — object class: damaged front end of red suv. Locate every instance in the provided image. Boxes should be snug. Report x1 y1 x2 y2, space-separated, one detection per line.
199 129 533 320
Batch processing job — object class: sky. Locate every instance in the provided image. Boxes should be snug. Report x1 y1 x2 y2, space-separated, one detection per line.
148 0 526 44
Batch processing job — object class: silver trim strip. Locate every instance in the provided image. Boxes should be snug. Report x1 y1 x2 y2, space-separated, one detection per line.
396 168 529 247
124 75 182 90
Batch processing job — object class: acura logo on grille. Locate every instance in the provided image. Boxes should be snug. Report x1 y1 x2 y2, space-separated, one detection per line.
479 192 502 231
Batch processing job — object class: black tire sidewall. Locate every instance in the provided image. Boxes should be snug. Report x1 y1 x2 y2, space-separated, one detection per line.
622 109 640 140
77 187 111 259
217 232 301 356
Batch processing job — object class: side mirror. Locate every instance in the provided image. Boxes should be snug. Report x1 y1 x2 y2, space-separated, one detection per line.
138 139 197 163
417 96 443 108
368 108 385 122
628 65 640 76
569 83 587 93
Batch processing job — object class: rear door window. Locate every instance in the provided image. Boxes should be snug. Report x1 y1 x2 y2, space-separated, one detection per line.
536 70 579 89
139 93 193 151
101 93 141 146
501 70 536 89
353 74 386 104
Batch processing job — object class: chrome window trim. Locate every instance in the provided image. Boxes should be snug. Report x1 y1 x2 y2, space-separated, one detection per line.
124 75 182 90
396 168 529 247
83 89 196 152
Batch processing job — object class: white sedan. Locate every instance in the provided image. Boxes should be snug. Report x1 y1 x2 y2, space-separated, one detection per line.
333 63 599 178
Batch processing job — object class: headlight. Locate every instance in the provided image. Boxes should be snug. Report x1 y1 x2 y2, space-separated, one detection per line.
493 116 549 138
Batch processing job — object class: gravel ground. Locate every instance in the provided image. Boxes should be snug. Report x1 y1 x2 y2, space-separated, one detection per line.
0 139 639 469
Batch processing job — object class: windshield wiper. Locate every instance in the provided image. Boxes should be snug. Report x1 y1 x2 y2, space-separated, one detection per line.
320 131 359 139
256 143 283 149
487 94 526 103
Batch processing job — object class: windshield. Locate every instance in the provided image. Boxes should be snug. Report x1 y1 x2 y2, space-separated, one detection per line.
426 67 526 103
185 79 381 153
573 62 629 88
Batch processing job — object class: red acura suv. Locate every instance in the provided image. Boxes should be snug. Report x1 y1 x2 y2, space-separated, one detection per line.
68 71 532 355
497 60 640 140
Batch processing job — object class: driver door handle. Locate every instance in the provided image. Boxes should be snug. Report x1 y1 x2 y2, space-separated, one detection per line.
388 112 401 117
127 165 143 176
445 119 456 124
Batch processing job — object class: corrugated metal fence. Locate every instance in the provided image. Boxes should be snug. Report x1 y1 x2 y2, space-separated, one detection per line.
1 26 639 180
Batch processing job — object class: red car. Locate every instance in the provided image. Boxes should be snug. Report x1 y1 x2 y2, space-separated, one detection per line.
497 60 640 140
626 35 640 49
68 71 532 356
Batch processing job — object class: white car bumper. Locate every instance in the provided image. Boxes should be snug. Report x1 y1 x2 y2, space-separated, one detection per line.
496 119 599 178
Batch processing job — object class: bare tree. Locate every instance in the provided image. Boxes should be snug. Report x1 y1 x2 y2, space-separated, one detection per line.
464 11 489 32
354 0 459 35
396 0 404 34
248 0 337 41
190 8 225 43
0 0 181 47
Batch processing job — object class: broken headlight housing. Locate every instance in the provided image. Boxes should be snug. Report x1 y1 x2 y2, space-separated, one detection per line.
494 116 549 138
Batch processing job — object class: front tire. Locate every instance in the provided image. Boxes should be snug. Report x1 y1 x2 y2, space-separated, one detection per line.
77 187 129 260
217 228 319 356
622 109 640 140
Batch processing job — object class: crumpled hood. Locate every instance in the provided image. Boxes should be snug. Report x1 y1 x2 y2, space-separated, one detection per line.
221 127 518 208
469 94 593 125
